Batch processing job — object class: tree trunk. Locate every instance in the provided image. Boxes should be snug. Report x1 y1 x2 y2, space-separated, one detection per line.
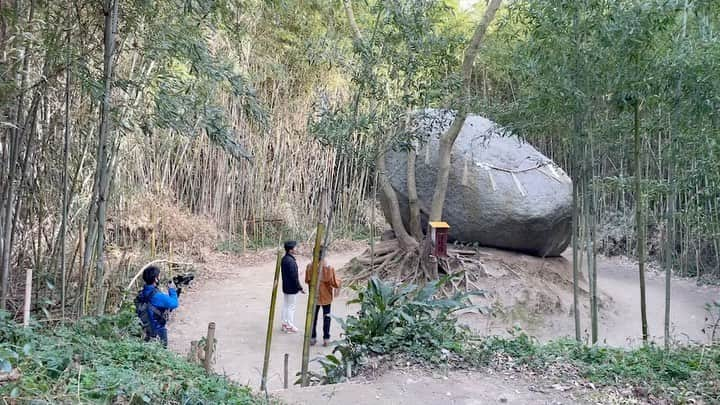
60 30 71 318
591 184 598 342
664 168 674 349
407 149 423 239
634 102 648 343
342 0 363 45
665 0 687 350
584 131 598 344
571 177 581 342
429 0 502 221
92 0 119 315
377 154 418 251
1 0 35 310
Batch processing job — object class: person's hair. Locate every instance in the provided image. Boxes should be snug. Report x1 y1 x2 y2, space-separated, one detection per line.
284 240 297 252
142 266 161 285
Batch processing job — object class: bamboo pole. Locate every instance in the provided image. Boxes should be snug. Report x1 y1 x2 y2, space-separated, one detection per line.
150 205 156 258
204 322 216 372
260 248 283 392
242 220 247 254
23 269 32 327
635 102 648 343
300 223 324 387
61 29 71 319
370 171 378 272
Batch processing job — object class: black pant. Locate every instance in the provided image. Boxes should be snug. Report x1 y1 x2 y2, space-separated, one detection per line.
145 327 168 348
312 304 331 340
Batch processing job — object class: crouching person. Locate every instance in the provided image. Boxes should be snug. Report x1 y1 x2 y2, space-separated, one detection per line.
135 265 179 347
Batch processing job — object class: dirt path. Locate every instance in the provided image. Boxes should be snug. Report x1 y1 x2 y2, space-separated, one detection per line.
274 369 583 405
592 257 718 346
168 247 719 403
527 256 719 346
169 250 362 390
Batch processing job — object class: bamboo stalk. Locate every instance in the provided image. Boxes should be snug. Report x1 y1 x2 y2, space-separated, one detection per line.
300 223 324 387
260 248 283 392
23 268 32 327
635 102 648 343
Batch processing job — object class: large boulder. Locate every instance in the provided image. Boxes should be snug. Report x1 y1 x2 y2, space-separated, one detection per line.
385 110 572 257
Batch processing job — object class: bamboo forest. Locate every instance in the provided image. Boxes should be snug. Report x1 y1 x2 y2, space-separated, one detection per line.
0 0 719 403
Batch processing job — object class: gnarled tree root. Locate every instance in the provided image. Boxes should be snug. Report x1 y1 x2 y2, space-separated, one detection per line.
343 240 488 295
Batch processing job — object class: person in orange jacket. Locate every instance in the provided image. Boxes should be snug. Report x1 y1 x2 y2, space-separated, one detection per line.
305 249 341 346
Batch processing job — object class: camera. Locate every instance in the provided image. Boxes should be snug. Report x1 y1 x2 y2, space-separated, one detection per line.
170 273 195 297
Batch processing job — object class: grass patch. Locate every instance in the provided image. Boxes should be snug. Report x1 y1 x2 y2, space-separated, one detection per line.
0 309 267 404
468 333 720 402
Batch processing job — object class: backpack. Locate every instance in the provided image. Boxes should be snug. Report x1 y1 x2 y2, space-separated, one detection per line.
135 288 161 335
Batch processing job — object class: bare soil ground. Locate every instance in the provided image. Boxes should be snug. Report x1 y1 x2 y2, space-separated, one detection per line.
168 246 363 389
168 243 719 404
458 247 719 347
274 369 584 405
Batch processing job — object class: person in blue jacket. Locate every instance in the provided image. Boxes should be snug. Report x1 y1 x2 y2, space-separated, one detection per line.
139 266 179 347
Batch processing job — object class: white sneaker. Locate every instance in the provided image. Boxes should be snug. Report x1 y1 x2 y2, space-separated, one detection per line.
286 324 299 333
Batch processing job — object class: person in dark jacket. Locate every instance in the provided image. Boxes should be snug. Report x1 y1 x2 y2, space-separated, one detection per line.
280 241 304 333
139 266 179 347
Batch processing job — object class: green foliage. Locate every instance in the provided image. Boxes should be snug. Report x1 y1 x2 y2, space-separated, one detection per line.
470 333 720 402
127 0 268 160
343 277 477 359
310 0 471 162
478 0 720 278
313 277 480 384
0 310 264 404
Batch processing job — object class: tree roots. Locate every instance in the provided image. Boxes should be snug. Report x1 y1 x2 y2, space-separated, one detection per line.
344 239 488 295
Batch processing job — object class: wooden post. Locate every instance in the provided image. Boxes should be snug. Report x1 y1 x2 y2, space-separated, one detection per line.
242 220 247 254
204 322 216 372
301 223 324 387
283 353 289 389
260 249 283 391
23 269 32 327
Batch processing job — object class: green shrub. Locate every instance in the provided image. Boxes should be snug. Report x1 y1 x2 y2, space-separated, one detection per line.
0 310 266 404
311 276 480 384
471 332 720 402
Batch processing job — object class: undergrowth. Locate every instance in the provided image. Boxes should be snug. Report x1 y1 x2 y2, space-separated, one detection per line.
315 277 720 403
473 333 720 403
309 276 482 384
0 309 265 404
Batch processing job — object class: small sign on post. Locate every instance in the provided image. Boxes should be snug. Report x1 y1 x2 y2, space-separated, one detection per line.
429 221 450 257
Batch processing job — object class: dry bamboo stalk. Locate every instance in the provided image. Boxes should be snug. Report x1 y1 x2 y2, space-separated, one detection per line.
260 249 283 392
23 269 32 327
